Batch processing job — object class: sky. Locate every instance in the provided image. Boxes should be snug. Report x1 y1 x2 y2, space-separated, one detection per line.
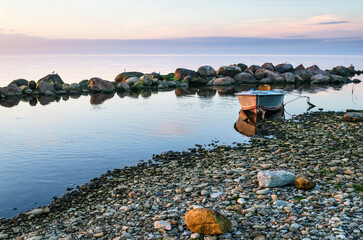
0 0 362 54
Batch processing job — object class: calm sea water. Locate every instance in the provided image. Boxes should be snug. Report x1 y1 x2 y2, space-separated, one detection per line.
0 55 362 218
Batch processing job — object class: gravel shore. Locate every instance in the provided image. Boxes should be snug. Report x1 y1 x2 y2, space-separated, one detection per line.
0 112 362 240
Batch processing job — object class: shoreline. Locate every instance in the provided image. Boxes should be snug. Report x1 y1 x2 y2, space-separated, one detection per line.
0 111 362 239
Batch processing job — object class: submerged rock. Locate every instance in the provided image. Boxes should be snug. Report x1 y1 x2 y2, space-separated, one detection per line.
185 208 231 235
258 170 296 187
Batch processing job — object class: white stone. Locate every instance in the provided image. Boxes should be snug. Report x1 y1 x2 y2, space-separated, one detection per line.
185 186 194 193
0 234 8 239
25 208 44 215
210 191 224 198
121 231 132 238
154 220 172 230
257 170 296 187
191 233 201 239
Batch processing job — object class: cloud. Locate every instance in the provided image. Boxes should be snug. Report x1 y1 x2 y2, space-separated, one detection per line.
318 21 350 25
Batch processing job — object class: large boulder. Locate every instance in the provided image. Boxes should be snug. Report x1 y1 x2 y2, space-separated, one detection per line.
330 74 346 84
115 72 143 82
254 69 265 80
294 70 313 82
236 63 248 72
258 170 296 187
213 77 235 86
307 65 329 76
189 77 209 86
311 74 331 84
197 65 216 78
330 66 355 77
115 82 130 91
139 75 153 86
344 111 363 122
261 62 275 71
125 77 140 86
275 63 294 73
2 84 22 97
264 70 280 79
185 208 232 235
217 66 242 77
248 65 260 73
10 79 28 87
37 81 56 95
38 74 64 85
89 77 115 93
234 72 257 83
283 72 295 83
175 68 198 80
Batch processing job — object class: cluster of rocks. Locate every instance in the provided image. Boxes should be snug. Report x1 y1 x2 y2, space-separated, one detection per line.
0 64 361 100
0 111 361 239
186 63 361 87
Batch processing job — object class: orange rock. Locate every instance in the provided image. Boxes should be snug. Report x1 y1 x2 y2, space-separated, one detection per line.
185 208 231 235
295 175 316 190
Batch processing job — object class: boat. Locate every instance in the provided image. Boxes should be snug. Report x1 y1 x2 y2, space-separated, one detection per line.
235 88 286 112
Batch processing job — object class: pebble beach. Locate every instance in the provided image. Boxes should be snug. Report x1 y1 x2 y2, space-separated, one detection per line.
0 111 362 240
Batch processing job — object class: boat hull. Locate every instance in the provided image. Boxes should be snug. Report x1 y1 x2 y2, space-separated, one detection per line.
236 91 285 111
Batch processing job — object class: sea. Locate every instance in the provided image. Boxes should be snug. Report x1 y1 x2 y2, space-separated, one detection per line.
0 54 362 218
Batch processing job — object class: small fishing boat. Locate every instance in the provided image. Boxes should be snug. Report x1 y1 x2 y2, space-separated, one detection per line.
235 88 286 112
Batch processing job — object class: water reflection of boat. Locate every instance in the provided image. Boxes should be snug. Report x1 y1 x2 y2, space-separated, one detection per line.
234 109 284 136
235 89 286 111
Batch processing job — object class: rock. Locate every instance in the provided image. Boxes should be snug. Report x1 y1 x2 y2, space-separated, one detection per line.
121 231 132 238
257 170 296 187
115 82 130 91
217 66 242 77
189 77 209 86
248 65 260 73
19 86 32 95
331 66 355 77
263 70 280 79
28 80 37 90
185 208 231 235
344 112 363 122
139 75 153 86
306 65 329 76
254 69 265 80
294 75 304 83
25 208 44 215
295 175 316 190
158 81 177 89
311 74 331 84
330 74 346 83
3 84 22 97
294 70 313 82
150 72 162 79
69 83 81 93
236 63 248 71
38 74 64 85
259 78 273 84
175 68 198 80
191 233 201 239
89 77 115 93
234 72 257 83
53 82 63 91
79 79 90 90
352 79 361 83
62 84 70 92
0 234 8 239
154 220 172 231
283 72 295 83
275 63 294 73
124 77 140 86
10 79 28 87
115 72 143 82
210 191 224 198
37 81 56 95
197 65 216 78
294 64 306 71
261 63 274 71
213 77 235 86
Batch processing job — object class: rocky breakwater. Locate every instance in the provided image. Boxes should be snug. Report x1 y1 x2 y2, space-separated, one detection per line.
0 111 362 239
0 64 361 105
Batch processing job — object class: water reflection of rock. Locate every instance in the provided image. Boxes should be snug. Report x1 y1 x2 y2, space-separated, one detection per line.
0 97 22 108
234 109 284 136
175 88 198 97
90 93 115 105
38 95 61 106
